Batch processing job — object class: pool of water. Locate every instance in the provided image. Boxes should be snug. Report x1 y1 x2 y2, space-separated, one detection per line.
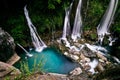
15 48 79 74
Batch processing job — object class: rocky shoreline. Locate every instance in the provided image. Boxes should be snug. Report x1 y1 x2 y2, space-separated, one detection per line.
0 27 120 80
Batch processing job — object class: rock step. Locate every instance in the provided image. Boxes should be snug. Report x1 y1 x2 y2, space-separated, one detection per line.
6 53 20 65
26 74 69 80
0 61 21 78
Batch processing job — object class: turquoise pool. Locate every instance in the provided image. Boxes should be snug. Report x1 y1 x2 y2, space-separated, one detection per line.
15 48 79 74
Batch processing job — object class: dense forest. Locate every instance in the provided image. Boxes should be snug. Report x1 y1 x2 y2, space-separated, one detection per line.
0 0 120 57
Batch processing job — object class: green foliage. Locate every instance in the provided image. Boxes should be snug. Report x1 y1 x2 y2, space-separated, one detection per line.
20 61 31 75
112 6 120 35
4 77 11 80
6 15 30 45
90 33 97 40
1 0 72 46
1 0 120 47
113 4 120 35
84 0 105 30
30 12 63 34
11 26 26 43
114 23 120 34
32 56 45 73
20 59 44 75
48 0 61 9
12 58 45 80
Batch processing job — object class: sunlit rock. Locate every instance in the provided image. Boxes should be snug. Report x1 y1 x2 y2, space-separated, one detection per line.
6 53 20 65
96 52 107 62
64 52 69 56
96 63 105 72
71 55 79 61
69 67 82 76
0 61 21 78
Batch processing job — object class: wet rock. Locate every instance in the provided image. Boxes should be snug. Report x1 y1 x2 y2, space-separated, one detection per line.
74 43 81 47
69 67 82 76
0 27 15 62
80 45 96 58
96 63 104 72
73 51 80 55
64 52 69 55
64 52 79 61
96 52 107 62
69 71 92 80
98 59 104 63
69 46 80 52
79 53 90 62
70 55 79 61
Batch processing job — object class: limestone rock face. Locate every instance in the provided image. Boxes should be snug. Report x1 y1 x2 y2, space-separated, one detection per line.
0 61 21 78
0 27 15 62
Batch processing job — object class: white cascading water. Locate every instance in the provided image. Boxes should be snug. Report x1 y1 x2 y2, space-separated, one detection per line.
60 2 73 48
108 36 117 46
85 43 108 56
58 0 120 74
71 0 82 42
88 58 98 74
17 43 33 57
24 6 47 52
97 0 118 45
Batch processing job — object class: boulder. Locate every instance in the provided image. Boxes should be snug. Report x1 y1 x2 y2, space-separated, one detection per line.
64 52 79 61
96 52 107 62
6 53 20 65
0 27 15 62
80 45 96 58
69 67 82 76
0 61 21 78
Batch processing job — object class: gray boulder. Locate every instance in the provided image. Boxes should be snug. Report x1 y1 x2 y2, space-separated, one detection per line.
80 45 96 58
0 27 15 62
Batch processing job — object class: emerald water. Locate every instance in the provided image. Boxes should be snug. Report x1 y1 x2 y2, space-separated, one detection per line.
15 48 79 74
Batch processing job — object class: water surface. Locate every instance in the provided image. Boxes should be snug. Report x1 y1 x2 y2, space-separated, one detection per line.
15 48 79 74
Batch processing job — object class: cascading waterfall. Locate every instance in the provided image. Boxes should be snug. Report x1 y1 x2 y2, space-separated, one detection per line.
85 43 108 56
60 1 73 47
97 0 118 45
58 0 120 74
108 36 118 46
24 6 47 52
71 0 83 42
17 43 33 57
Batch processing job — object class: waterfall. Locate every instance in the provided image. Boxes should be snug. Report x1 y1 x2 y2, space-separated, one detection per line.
85 43 108 55
24 6 47 52
97 0 118 45
71 0 83 42
60 1 73 47
88 58 98 74
17 43 33 57
108 36 117 46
